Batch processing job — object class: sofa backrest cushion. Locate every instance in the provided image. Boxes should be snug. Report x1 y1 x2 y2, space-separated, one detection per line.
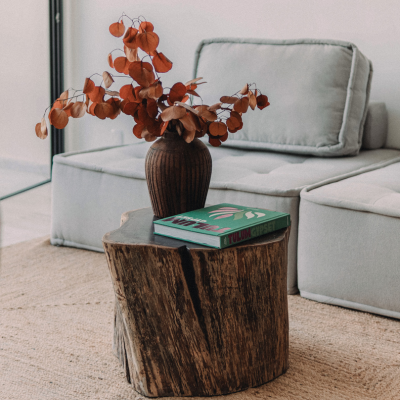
193 38 373 157
362 102 388 150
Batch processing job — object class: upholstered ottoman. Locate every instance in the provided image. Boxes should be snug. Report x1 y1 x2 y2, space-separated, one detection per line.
298 158 400 318
51 143 400 294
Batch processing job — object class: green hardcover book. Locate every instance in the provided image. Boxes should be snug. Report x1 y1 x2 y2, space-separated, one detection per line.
153 203 291 249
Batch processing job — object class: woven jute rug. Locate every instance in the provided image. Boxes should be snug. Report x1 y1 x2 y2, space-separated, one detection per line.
1 237 400 400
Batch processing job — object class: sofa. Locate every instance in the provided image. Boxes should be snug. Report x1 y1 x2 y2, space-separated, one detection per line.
51 38 400 316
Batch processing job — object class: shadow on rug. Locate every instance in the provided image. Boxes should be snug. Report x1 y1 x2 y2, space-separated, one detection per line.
1 237 400 400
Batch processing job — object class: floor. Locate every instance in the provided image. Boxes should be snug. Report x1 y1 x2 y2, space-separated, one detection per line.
0 183 52 248
0 168 49 199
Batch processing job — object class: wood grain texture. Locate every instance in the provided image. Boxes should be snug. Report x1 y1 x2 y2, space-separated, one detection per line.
145 131 212 218
103 208 290 397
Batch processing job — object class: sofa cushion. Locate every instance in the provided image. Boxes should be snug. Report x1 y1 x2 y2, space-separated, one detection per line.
362 102 388 150
50 142 400 295
298 160 400 319
194 38 372 157
300 160 400 217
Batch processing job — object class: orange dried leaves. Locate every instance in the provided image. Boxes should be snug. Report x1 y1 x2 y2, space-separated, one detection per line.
133 123 144 139
109 21 125 37
59 90 69 107
37 14 271 148
160 105 186 121
169 82 186 103
160 121 169 136
209 121 227 137
128 61 155 87
107 98 121 119
108 53 114 68
49 108 68 129
187 89 200 97
183 129 196 143
83 78 95 94
196 105 217 122
124 46 139 62
122 101 139 116
71 102 86 118
123 27 139 49
139 81 163 100
227 111 243 133
151 51 172 73
256 94 270 110
35 118 48 139
179 113 196 132
113 57 130 74
220 96 238 104
185 77 203 87
233 97 249 113
139 21 154 33
136 31 159 54
147 99 158 118
102 71 114 88
208 103 222 112
248 90 257 110
88 86 105 103
63 101 74 116
209 137 222 147
119 84 136 101
240 83 249 95
94 102 113 119
105 89 120 97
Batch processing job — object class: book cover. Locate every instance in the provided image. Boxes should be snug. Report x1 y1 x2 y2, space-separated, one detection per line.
153 203 290 248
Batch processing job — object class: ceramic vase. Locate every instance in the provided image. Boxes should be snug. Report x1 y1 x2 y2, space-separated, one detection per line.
145 131 212 218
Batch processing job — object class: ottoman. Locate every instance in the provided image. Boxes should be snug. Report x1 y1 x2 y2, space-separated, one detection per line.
298 159 400 318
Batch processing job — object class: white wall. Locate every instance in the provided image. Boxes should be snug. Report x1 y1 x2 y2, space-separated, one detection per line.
63 0 400 152
0 0 50 166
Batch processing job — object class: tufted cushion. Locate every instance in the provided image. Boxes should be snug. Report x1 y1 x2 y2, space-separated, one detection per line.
194 38 373 157
300 161 400 217
62 143 400 198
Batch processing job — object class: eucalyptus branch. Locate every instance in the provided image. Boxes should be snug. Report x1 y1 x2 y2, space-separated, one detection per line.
36 13 269 145
89 73 104 80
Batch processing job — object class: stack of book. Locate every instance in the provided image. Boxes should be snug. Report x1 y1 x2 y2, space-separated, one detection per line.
154 203 290 248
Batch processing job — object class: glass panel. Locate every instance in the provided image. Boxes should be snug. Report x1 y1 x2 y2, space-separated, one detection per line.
0 0 50 199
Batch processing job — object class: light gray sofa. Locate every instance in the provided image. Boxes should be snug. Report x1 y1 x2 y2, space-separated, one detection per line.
51 38 400 315
298 159 400 319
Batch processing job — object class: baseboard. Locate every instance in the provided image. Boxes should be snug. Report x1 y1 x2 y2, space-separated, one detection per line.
300 290 400 320
288 286 299 295
50 237 104 253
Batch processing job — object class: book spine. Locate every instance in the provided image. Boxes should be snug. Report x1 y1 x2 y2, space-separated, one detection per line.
219 215 290 248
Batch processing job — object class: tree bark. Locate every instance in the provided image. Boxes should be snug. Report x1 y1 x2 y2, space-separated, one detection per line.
103 208 290 397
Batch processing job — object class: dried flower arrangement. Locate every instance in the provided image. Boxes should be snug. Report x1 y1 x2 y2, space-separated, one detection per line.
35 13 270 147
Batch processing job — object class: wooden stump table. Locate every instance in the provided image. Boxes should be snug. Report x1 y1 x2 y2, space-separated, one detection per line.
102 208 290 397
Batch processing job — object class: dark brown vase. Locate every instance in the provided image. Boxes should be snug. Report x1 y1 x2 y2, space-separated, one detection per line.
145 131 212 218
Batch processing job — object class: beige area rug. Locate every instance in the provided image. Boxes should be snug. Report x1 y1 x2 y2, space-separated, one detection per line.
1 237 400 400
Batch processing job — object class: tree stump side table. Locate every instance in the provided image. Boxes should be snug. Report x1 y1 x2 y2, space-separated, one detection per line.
102 208 290 398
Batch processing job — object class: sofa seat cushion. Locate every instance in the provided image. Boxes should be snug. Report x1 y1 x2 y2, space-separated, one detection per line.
300 162 400 217
209 147 400 196
298 160 400 318
194 38 372 156
50 142 400 294
62 142 400 197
